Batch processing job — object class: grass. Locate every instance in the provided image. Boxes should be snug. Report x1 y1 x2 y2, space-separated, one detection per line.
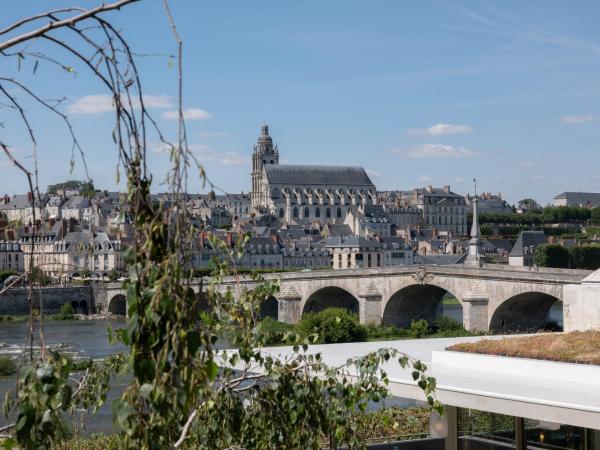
442 296 460 306
447 330 600 365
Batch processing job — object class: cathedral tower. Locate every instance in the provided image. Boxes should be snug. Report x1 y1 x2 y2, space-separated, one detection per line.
251 124 279 207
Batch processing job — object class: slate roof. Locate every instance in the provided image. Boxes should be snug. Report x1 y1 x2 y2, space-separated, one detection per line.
509 231 547 257
264 165 374 187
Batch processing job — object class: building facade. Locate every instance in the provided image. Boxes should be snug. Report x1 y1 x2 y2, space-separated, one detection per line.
249 125 377 225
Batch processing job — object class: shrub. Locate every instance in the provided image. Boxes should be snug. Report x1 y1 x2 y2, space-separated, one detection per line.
435 316 464 333
53 303 76 320
570 245 600 270
259 317 295 345
534 244 571 268
0 356 16 376
0 269 18 282
297 308 367 344
365 324 412 341
409 319 430 338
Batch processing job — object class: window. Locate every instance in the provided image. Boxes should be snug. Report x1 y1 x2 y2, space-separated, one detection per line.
336 207 342 218
293 207 298 218
326 207 331 218
304 207 310 218
458 409 514 449
279 208 284 218
315 207 320 218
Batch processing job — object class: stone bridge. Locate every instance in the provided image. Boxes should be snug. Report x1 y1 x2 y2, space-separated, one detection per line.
95 264 594 332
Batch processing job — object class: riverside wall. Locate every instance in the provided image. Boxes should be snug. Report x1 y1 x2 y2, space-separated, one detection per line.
0 286 94 315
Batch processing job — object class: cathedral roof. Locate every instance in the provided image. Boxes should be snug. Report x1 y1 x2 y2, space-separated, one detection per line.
263 165 374 187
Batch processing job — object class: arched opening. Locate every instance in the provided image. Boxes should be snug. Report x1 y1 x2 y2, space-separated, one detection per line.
303 287 359 315
293 207 299 218
383 284 463 329
336 207 342 218
71 300 78 311
108 294 127 316
315 207 321 218
490 292 563 333
304 207 310 218
79 300 88 315
326 207 331 218
259 296 278 320
278 208 284 219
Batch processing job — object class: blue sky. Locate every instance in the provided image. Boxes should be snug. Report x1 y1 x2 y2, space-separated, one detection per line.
2 0 600 205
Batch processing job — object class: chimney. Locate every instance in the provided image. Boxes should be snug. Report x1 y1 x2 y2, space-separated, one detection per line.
443 185 450 193
226 232 233 247
271 232 278 244
426 185 433 193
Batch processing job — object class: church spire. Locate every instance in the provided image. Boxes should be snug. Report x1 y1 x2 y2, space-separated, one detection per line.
466 178 482 267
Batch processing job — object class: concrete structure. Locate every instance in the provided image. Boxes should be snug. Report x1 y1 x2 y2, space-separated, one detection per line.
554 191 600 207
563 268 600 332
465 192 512 215
0 286 93 315
254 337 600 449
98 264 592 332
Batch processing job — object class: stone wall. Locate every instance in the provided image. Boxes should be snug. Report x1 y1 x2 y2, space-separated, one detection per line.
0 286 93 315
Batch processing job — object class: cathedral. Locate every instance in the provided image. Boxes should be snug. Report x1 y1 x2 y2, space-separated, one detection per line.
250 125 377 224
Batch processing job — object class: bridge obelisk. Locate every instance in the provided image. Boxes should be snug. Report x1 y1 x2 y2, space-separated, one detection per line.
465 178 483 267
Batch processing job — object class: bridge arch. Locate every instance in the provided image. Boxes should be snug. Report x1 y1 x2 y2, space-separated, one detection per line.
108 294 127 316
259 296 279 319
302 286 359 316
489 291 562 333
383 283 463 329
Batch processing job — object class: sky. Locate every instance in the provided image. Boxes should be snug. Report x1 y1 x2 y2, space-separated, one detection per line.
1 0 600 205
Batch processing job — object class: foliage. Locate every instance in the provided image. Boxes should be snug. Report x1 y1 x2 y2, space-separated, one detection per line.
365 324 412 341
350 407 430 443
297 308 367 344
434 316 466 334
570 245 600 270
0 270 19 283
533 244 571 268
47 179 95 197
189 348 440 450
592 207 600 225
259 316 295 345
107 269 120 282
0 356 17 376
58 303 75 319
3 352 73 449
409 319 430 338
52 434 122 450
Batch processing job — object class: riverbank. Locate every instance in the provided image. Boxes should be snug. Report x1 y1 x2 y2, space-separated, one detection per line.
0 313 123 322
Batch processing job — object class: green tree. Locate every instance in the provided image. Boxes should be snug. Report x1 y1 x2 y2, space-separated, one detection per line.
570 245 600 270
534 244 571 268
591 207 600 225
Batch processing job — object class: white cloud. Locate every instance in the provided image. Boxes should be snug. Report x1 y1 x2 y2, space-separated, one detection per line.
561 114 594 124
198 131 228 138
67 94 172 115
393 144 476 158
366 169 380 177
189 145 246 166
419 176 432 182
162 108 212 121
408 123 472 136
453 177 465 183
